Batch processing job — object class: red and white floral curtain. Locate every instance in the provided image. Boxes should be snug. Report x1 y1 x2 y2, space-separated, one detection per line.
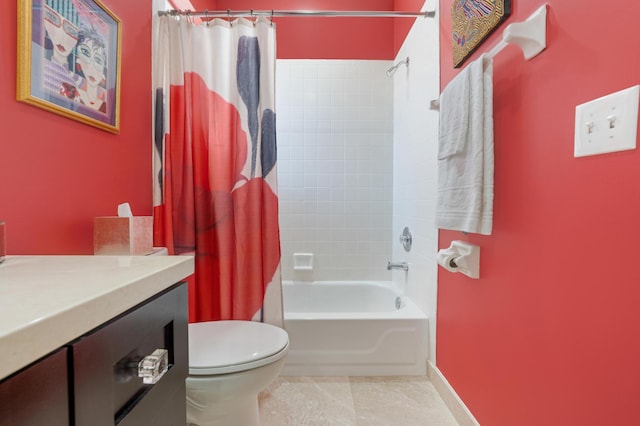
153 15 282 326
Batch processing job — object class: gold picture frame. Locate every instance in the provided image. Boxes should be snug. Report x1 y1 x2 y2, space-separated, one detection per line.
452 0 511 68
17 0 122 133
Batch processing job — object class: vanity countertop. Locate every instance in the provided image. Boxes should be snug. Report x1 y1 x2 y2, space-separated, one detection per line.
0 255 194 380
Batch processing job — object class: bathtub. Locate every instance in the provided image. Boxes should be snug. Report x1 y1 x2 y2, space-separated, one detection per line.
280 280 429 376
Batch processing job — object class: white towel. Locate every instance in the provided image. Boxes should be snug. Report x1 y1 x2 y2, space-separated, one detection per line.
435 55 494 235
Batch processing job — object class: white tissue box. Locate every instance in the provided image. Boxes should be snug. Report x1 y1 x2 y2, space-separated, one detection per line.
93 216 153 255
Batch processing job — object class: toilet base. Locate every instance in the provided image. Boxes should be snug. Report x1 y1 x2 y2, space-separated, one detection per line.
186 357 285 426
187 393 259 426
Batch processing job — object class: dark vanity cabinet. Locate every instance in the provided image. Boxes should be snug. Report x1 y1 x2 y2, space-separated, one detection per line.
0 282 188 426
73 282 188 425
0 348 70 426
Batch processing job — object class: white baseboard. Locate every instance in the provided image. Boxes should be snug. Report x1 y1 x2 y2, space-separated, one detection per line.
427 361 480 426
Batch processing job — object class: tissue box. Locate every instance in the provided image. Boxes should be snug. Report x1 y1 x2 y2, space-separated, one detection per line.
94 216 153 255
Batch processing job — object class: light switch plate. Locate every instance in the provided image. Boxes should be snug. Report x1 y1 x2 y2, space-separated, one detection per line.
574 85 639 157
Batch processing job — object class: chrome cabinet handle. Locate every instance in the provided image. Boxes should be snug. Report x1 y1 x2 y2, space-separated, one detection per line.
137 349 169 384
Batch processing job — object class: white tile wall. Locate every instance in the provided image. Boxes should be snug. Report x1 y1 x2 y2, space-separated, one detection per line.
277 60 394 282
275 3 440 362
391 5 441 362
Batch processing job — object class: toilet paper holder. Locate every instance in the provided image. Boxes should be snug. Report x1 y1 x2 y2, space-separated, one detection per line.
437 241 480 279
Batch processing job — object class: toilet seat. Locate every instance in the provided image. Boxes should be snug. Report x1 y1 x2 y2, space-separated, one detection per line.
188 320 289 375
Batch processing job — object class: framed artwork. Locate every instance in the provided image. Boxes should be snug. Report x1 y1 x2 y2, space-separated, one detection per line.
17 0 122 133
452 0 511 68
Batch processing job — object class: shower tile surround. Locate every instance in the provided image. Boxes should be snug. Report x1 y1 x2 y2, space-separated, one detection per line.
276 6 440 362
276 60 394 281
391 6 440 362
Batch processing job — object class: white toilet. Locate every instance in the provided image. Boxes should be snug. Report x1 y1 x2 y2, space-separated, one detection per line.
186 320 289 426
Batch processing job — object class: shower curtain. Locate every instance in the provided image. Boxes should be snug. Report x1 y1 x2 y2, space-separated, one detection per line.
153 15 282 326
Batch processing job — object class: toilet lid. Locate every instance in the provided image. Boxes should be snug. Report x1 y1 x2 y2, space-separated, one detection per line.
188 320 289 375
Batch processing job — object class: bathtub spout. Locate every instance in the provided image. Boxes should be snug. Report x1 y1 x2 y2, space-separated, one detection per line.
387 261 409 271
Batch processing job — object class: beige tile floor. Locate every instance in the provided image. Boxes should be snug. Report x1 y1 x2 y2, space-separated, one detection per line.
258 376 459 426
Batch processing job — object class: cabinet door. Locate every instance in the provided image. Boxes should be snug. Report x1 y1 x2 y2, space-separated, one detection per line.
72 282 188 426
0 348 69 426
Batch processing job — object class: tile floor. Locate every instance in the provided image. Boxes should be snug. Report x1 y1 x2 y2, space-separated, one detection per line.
258 376 459 426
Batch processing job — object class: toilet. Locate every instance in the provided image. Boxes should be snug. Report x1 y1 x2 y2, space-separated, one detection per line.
186 320 289 426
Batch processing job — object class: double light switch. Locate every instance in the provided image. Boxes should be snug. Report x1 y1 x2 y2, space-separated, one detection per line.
574 85 639 157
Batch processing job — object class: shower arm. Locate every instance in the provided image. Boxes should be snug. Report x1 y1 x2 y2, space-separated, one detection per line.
386 57 410 77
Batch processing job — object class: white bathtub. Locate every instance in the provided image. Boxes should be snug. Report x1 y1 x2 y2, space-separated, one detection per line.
280 280 429 376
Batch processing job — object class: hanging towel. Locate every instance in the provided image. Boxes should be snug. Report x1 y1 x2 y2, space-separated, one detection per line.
435 55 494 235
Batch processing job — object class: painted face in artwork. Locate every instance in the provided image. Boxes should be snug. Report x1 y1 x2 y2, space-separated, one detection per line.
43 4 78 65
77 39 106 88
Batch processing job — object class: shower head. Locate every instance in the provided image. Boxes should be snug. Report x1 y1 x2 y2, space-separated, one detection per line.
385 57 410 77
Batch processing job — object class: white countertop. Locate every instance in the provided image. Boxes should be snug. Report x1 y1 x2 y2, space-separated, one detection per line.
0 255 194 380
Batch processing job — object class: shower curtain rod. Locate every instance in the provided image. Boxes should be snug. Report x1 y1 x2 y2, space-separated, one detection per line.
158 9 435 19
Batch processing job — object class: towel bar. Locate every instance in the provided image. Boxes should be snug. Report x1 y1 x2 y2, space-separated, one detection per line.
430 3 548 111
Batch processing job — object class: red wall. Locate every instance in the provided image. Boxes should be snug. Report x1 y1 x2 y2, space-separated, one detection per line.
438 1 640 424
0 1 153 254
191 0 424 59
394 0 428 56
0 0 421 252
